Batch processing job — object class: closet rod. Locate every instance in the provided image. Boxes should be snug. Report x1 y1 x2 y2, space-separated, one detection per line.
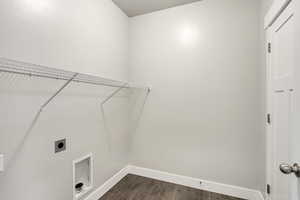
0 57 148 90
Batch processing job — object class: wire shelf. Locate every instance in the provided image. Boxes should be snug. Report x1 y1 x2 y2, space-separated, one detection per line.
0 57 150 139
0 57 148 90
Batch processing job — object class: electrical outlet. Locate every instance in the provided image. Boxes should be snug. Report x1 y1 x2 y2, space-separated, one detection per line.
55 139 66 153
0 154 4 172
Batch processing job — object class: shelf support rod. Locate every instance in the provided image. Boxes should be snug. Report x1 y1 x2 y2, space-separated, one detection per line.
40 73 78 111
101 83 128 105
25 73 78 135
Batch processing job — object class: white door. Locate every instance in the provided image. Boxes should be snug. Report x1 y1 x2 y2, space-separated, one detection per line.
267 1 298 200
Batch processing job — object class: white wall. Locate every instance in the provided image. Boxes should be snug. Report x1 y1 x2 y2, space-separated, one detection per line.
129 0 265 191
0 0 130 200
0 0 128 80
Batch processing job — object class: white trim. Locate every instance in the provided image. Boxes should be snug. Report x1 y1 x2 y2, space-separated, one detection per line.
265 1 295 200
73 153 94 200
128 166 264 200
85 165 264 200
264 0 292 29
85 166 130 200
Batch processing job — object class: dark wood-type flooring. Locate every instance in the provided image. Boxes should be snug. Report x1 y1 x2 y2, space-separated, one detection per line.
99 174 246 200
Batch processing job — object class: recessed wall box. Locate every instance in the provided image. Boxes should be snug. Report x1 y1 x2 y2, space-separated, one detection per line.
73 154 93 199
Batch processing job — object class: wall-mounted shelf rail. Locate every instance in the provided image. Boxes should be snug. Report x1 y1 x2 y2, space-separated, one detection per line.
0 57 150 136
0 57 148 89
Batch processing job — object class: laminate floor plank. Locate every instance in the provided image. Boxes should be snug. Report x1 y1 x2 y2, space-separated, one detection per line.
99 174 246 200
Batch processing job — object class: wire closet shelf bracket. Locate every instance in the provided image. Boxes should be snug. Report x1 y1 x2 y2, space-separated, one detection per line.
0 57 150 135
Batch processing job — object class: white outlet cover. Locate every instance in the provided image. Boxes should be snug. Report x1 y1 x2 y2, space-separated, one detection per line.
0 154 4 172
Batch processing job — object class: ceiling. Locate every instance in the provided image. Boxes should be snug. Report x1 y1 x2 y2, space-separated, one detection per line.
112 0 201 17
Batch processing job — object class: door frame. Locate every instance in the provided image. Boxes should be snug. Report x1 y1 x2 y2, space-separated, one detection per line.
265 0 295 199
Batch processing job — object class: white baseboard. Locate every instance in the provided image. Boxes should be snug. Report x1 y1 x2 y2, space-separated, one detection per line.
85 166 130 200
85 165 264 200
128 166 264 200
